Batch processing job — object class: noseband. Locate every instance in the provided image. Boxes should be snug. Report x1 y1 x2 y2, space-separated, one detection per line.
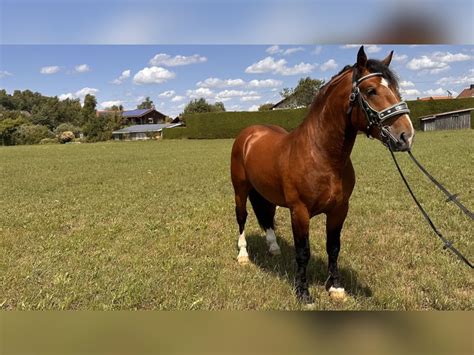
347 70 410 147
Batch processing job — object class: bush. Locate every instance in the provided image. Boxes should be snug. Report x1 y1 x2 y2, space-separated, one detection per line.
55 123 81 136
162 127 189 139
12 124 53 145
184 108 308 139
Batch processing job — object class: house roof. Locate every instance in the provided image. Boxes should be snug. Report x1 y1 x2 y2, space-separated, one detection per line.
457 86 474 98
112 123 182 134
121 108 155 118
417 96 452 101
419 108 474 121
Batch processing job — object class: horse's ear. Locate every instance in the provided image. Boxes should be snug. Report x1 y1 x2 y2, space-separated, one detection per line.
357 46 367 68
382 50 394 67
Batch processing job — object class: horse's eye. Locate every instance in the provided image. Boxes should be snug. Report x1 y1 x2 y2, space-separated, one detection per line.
367 88 376 96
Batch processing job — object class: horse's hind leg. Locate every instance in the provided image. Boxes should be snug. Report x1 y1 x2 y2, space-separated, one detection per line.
232 179 250 265
248 189 280 256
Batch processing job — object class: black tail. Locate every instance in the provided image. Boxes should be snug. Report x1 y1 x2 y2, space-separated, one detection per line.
248 188 276 230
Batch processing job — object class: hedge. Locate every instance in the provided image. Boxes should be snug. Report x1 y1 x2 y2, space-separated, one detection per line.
162 127 189 139
406 97 474 130
183 108 308 139
169 98 474 140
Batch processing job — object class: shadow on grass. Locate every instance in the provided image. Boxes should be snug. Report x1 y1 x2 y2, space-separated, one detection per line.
246 233 373 298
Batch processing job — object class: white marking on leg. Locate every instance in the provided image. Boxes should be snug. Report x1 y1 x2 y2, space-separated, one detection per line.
328 286 346 300
237 231 249 264
265 228 281 255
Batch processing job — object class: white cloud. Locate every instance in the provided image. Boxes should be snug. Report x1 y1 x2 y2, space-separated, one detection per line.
197 77 282 89
241 95 262 102
149 53 207 66
197 77 246 88
75 87 99 97
58 87 99 101
283 47 304 55
320 59 338 72
248 104 260 111
158 90 176 98
245 56 314 76
112 69 131 85
431 51 471 63
399 88 420 98
406 56 449 73
171 95 185 102
393 54 408 62
75 64 90 73
40 66 60 74
248 79 282 88
400 80 415 88
133 66 175 84
58 93 75 101
216 90 259 100
266 45 282 55
423 88 449 96
437 73 474 86
406 52 472 74
0 70 12 78
99 100 122 109
186 87 215 99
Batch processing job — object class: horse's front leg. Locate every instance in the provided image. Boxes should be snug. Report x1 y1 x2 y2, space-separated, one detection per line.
325 203 349 300
290 204 313 304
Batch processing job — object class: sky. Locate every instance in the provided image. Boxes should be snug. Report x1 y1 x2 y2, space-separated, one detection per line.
1 44 473 117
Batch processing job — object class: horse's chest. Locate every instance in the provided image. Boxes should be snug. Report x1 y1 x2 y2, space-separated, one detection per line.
302 175 345 214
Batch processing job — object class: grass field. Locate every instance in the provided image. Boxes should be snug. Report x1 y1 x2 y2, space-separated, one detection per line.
1 130 473 310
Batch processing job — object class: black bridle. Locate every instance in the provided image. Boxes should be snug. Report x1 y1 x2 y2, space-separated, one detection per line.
346 70 411 149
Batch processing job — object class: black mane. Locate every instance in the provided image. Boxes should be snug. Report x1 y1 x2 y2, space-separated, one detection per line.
366 59 400 90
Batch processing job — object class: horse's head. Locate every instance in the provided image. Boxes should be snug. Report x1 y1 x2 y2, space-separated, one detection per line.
348 46 415 152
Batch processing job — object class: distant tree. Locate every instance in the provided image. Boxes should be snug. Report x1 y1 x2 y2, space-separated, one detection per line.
258 103 274 111
280 77 325 107
137 97 154 109
213 101 226 112
183 98 226 115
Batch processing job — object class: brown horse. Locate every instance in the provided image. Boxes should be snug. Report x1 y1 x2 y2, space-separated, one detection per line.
230 46 415 304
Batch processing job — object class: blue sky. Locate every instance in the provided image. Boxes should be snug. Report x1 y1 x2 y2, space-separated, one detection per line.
1 45 473 117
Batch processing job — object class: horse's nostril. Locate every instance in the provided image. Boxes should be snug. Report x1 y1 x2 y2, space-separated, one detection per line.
400 132 407 143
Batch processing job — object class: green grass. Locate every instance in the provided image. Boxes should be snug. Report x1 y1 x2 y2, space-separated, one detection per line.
1 130 473 310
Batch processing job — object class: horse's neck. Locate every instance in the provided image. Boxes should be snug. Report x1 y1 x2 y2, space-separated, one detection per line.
296 83 357 168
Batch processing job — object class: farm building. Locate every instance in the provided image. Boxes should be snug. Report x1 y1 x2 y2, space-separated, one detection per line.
112 123 182 141
419 108 473 131
122 108 167 125
457 84 474 98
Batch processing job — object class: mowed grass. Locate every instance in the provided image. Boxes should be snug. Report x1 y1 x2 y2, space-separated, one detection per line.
1 130 473 310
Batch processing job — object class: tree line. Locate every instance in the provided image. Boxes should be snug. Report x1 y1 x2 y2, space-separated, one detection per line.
0 76 325 145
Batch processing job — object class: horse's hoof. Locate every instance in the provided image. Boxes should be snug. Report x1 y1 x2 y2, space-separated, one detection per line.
237 255 250 265
269 245 281 256
328 287 346 301
297 289 314 305
303 302 317 310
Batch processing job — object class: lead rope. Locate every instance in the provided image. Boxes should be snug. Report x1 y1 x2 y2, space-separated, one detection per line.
407 151 474 220
387 145 473 269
